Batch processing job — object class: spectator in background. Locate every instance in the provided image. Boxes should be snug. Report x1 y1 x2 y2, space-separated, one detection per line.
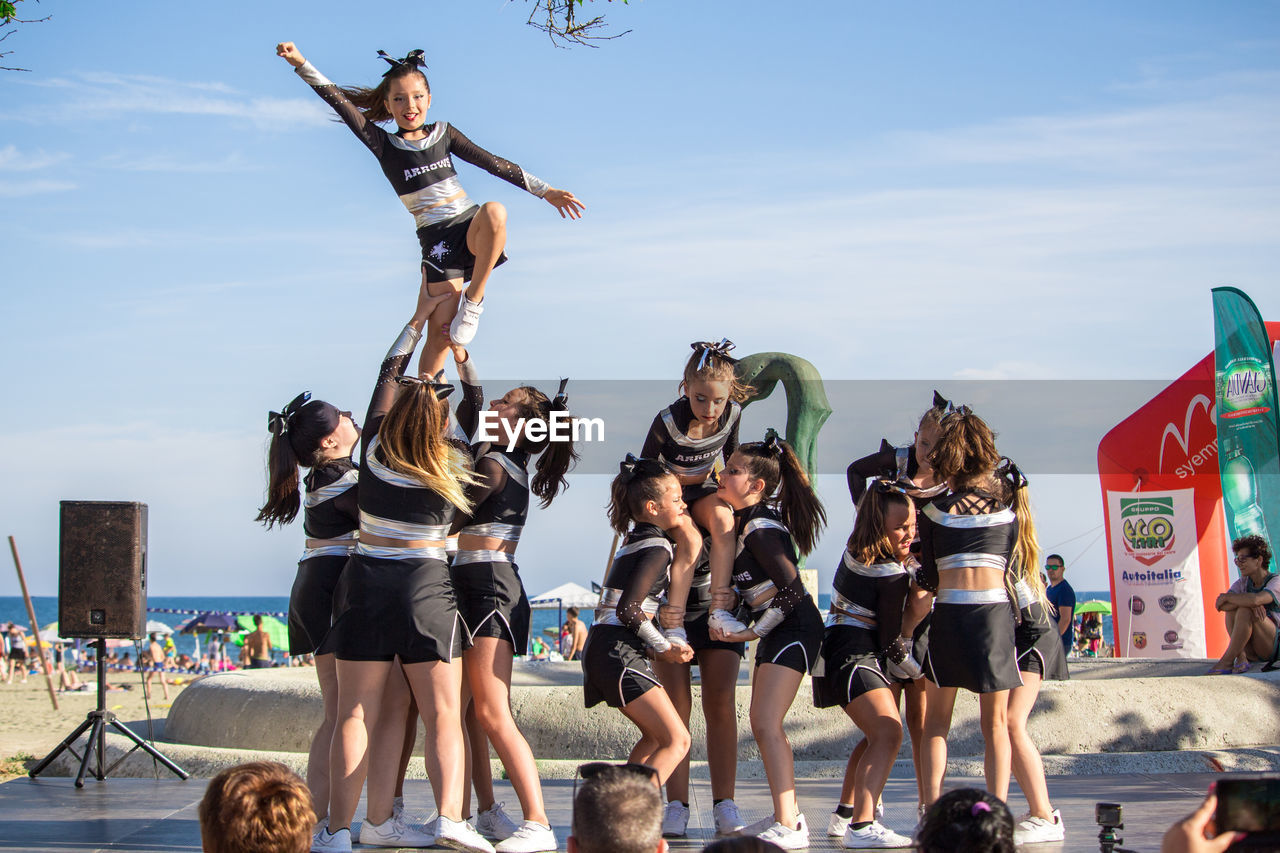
241 615 273 669
5 622 29 684
1208 535 1280 674
1044 554 1076 659
198 761 315 853
568 763 665 853
562 606 587 661
142 633 171 701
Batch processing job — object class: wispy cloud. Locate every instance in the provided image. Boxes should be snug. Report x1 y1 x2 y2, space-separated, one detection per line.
0 144 71 171
0 179 76 197
97 150 259 173
13 72 329 128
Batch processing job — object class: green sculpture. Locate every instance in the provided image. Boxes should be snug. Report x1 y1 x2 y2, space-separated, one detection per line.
734 351 832 492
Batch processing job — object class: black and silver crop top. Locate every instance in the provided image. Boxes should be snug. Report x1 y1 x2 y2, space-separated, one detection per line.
356 324 457 560
596 523 674 635
641 397 741 480
729 504 808 636
294 61 550 231
846 440 948 509
301 458 359 559
828 552 910 654
916 489 1017 593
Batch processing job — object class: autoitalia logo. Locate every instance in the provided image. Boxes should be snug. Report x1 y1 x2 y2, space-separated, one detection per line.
1120 497 1176 567
1217 357 1273 420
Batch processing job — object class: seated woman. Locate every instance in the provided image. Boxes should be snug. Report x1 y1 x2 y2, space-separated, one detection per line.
1209 534 1280 674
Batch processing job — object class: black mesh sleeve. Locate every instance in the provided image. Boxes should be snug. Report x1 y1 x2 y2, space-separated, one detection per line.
876 572 910 653
297 63 385 158
746 529 802 615
452 456 507 533
446 125 546 197
360 327 419 465
616 547 672 633
332 483 360 527
455 380 484 443
847 440 896 507
916 511 939 594
722 409 741 462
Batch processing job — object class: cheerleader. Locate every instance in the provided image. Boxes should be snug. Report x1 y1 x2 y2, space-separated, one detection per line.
814 480 916 848
256 391 360 822
709 431 826 851
275 42 583 375
447 346 578 853
997 459 1068 845
314 284 493 853
916 408 1018 807
582 456 695 785
841 392 951 821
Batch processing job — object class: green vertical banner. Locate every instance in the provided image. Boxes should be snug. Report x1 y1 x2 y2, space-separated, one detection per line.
1212 287 1280 547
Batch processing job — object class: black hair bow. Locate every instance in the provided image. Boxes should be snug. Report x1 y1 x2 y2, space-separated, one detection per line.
267 391 311 436
619 453 641 476
932 390 951 411
762 427 783 455
395 369 454 399
377 49 427 77
999 457 1029 491
871 477 911 496
553 377 570 410
691 338 737 371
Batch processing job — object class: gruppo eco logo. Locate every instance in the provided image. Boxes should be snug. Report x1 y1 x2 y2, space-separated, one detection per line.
1120 497 1177 567
1217 357 1273 420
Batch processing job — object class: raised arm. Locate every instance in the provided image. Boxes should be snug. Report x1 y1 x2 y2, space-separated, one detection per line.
277 41 385 156
451 347 485 443
847 439 895 507
446 125 584 219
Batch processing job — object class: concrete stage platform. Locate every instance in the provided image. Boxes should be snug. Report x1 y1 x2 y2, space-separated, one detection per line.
0 770 1223 852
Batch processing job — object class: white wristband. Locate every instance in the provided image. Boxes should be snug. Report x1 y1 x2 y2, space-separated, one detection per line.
637 621 671 653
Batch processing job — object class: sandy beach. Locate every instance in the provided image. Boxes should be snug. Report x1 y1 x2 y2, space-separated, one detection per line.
0 673 192 778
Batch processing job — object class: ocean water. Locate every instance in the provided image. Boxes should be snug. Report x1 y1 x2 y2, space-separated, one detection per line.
1 589 1114 659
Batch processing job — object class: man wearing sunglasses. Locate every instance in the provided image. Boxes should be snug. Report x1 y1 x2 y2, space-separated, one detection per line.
1045 554 1076 659
569 763 666 853
1208 535 1280 674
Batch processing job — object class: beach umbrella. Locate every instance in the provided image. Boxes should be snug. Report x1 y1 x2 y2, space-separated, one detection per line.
233 614 291 655
1075 600 1112 616
145 619 174 635
38 622 70 644
179 612 239 633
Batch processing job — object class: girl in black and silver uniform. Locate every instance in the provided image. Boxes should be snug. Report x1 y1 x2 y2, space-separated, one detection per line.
709 431 826 851
642 341 753 836
275 42 583 375
583 456 695 785
841 392 951 824
316 285 493 853
814 481 917 849
997 459 1068 845
446 346 578 852
256 391 360 827
916 409 1019 811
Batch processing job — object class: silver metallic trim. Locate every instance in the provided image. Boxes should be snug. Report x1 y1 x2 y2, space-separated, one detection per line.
481 452 529 489
830 592 877 621
923 503 1015 528
355 542 449 561
460 521 522 541
614 537 673 561
385 324 422 360
452 549 515 565
826 611 878 631
936 552 1008 572
359 510 450 541
660 401 740 451
521 168 549 198
295 61 332 87
1014 580 1035 609
935 587 1009 605
400 179 476 229
366 438 430 489
841 551 908 578
300 540 356 561
304 469 359 507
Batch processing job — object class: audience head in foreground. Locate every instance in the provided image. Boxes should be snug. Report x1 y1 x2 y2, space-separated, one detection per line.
916 788 1016 853
568 763 666 853
199 761 315 853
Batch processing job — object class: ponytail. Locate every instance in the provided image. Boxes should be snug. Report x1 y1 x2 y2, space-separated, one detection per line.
256 432 303 529
737 429 826 555
607 455 674 535
518 379 581 508
998 457 1046 605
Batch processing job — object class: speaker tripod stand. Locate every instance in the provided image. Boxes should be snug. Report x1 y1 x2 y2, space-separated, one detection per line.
29 638 189 786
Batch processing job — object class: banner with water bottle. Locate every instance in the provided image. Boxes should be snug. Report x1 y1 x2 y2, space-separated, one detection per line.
1212 287 1280 552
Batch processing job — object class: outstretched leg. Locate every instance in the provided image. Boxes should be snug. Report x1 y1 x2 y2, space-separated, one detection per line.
462 201 507 305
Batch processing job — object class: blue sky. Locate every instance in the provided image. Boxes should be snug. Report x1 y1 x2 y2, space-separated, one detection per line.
2 0 1278 598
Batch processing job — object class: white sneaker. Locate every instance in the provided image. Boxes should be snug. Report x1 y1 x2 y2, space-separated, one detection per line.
843 820 914 848
449 294 484 346
495 821 556 853
476 802 520 841
662 801 690 837
436 816 496 853
714 799 746 837
358 814 436 848
828 811 852 837
756 813 810 850
877 801 885 820
1014 809 1065 845
311 826 352 853
742 815 778 837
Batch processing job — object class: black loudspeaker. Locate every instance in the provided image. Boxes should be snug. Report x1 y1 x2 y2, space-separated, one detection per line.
58 501 148 639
